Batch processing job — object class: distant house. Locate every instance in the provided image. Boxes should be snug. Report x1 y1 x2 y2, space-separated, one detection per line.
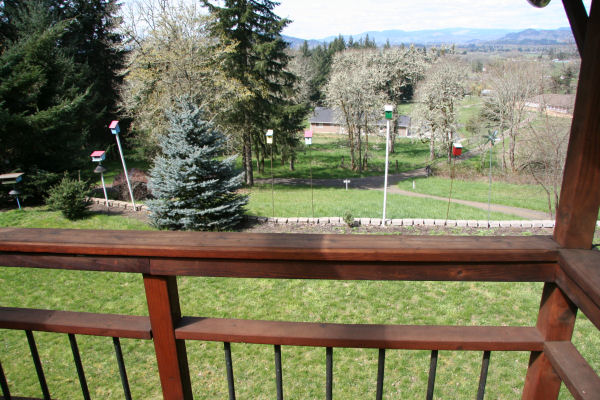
309 107 412 136
525 94 575 117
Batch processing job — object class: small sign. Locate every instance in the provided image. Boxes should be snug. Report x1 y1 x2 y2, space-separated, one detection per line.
266 129 273 144
452 143 463 156
304 129 313 145
109 120 120 135
384 105 394 120
90 150 106 162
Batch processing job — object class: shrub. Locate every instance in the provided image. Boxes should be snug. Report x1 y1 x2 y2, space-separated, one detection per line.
343 211 355 227
46 175 91 220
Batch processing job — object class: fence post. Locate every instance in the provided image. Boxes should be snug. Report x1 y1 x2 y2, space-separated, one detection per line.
522 283 577 399
144 274 193 400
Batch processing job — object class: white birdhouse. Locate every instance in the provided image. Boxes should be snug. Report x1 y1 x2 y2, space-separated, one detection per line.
90 150 106 162
304 129 313 145
266 129 273 144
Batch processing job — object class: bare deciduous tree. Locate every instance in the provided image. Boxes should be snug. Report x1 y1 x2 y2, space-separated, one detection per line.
412 58 466 162
119 0 242 159
483 60 543 172
519 114 570 218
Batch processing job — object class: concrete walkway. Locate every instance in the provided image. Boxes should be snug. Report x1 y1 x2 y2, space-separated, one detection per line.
255 167 551 220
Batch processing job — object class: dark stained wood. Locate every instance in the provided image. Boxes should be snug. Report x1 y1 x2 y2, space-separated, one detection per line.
555 265 600 331
150 258 557 281
143 275 192 400
558 250 600 308
523 283 578 399
0 307 151 339
563 0 589 55
175 317 544 351
554 0 600 249
0 228 559 263
0 254 148 273
544 341 600 400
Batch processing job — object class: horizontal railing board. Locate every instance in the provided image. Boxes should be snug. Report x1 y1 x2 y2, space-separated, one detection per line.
545 341 600 400
0 253 149 273
176 317 544 351
0 307 152 339
0 228 559 263
151 259 557 281
559 250 600 308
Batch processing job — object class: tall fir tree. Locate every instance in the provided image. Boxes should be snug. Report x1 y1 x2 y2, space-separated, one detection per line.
202 0 307 185
0 1 89 173
147 100 247 231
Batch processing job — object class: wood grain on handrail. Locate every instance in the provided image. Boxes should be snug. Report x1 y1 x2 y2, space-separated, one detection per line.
545 341 600 400
176 317 544 351
0 307 151 339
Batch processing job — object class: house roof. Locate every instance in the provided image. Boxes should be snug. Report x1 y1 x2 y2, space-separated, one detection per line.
527 94 576 111
309 107 411 127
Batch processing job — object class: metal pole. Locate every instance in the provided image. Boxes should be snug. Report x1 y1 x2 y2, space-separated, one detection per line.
488 144 492 225
271 144 274 218
310 145 314 218
383 119 390 221
16 196 21 210
100 172 109 208
114 133 136 209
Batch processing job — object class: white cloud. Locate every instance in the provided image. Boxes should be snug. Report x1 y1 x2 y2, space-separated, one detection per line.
276 0 592 39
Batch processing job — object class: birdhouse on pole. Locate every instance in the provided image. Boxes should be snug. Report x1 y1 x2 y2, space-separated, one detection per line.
304 129 313 145
266 129 274 144
384 105 394 120
0 172 24 185
109 120 120 135
452 143 463 156
90 151 106 162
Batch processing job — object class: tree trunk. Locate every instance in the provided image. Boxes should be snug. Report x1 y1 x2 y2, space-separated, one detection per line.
390 117 397 154
357 128 363 172
429 137 436 161
363 118 369 170
509 132 516 172
243 130 253 186
289 152 295 171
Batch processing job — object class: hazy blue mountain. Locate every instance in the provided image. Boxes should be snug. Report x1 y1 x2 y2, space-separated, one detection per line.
283 27 574 48
493 27 574 45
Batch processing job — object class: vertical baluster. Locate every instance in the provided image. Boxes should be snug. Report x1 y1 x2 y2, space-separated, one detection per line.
224 342 236 400
476 351 491 400
426 350 438 400
68 333 91 400
25 330 50 400
376 348 385 400
0 359 11 400
274 345 283 400
112 337 132 400
326 347 333 400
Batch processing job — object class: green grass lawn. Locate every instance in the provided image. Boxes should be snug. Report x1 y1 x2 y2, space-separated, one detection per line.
246 184 521 220
248 135 431 180
398 177 553 214
1 209 598 399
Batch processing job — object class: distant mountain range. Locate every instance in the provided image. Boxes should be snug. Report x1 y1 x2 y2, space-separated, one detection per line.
283 27 574 48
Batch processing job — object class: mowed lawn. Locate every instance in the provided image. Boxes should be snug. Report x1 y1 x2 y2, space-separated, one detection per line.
246 184 521 220
0 212 599 399
248 135 431 180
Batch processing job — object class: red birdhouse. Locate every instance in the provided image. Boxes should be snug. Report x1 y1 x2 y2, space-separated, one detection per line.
452 143 463 156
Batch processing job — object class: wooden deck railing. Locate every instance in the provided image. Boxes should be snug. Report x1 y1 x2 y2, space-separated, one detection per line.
0 228 599 399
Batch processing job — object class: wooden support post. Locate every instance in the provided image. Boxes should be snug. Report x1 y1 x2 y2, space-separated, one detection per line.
522 283 577 399
144 274 192 400
554 0 600 249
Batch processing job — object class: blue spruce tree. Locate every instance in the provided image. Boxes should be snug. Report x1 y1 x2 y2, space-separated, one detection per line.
148 100 247 231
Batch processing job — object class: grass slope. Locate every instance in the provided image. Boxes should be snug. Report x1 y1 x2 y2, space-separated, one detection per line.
247 184 521 220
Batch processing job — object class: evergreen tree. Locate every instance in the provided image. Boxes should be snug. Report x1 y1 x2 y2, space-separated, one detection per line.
0 1 89 173
147 100 247 231
202 0 307 185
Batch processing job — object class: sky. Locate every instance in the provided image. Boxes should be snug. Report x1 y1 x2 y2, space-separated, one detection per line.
274 0 592 39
